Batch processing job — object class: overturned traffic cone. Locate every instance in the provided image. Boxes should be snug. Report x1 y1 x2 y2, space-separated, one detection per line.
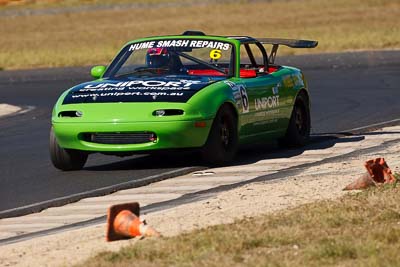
344 157 397 190
106 202 160 242
364 157 396 184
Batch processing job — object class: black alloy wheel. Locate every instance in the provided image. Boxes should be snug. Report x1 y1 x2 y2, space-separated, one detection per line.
49 127 88 171
201 104 238 165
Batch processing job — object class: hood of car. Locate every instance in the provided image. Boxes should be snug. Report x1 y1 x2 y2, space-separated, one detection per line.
62 76 219 105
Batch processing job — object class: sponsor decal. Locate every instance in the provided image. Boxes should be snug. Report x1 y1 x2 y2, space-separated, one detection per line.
224 81 241 108
224 81 236 89
254 83 281 112
255 95 280 111
282 74 304 88
128 40 230 52
291 74 304 87
70 91 184 99
71 80 196 101
63 78 210 104
272 83 281 95
82 80 201 91
224 81 249 113
282 75 294 88
254 109 280 117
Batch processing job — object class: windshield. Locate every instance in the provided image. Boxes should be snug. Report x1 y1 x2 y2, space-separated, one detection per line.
104 39 234 79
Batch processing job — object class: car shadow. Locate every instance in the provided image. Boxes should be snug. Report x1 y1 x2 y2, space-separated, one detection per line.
350 131 400 136
84 133 366 171
226 134 365 166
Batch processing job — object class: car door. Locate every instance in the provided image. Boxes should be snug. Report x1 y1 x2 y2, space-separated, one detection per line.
236 43 283 142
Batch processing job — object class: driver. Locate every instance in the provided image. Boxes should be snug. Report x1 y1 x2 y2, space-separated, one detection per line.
146 47 185 73
146 48 170 68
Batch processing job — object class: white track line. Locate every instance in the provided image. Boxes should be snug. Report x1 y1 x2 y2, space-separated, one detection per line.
0 104 35 117
343 118 400 133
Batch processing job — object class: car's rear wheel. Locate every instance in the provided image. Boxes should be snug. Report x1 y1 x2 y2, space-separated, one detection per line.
49 127 88 171
279 93 310 147
201 104 238 165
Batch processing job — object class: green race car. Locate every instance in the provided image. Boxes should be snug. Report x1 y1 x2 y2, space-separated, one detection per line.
50 31 318 170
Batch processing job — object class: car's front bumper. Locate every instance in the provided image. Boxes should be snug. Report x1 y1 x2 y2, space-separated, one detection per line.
52 119 212 152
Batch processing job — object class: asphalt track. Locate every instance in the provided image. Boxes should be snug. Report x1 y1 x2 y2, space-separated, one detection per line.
0 50 399 215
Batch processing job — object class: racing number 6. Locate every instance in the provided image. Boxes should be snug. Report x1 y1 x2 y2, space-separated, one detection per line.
239 85 249 113
210 49 222 60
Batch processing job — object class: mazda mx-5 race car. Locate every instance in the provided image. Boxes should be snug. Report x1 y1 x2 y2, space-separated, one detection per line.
50 31 318 170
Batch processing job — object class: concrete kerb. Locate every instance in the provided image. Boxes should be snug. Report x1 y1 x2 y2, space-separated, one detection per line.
0 166 204 219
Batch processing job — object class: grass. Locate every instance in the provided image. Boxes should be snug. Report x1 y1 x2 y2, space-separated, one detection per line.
77 185 400 267
0 0 399 70
0 0 178 9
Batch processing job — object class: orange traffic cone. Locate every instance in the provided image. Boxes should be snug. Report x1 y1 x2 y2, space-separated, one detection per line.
364 158 396 184
106 202 160 242
344 158 397 190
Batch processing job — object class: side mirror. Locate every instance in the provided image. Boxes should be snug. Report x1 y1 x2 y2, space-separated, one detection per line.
90 65 106 79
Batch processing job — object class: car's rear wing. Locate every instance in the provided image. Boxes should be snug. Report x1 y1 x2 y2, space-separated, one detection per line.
256 38 318 64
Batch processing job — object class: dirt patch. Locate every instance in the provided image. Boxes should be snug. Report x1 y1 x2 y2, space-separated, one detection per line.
1 130 400 266
0 104 21 117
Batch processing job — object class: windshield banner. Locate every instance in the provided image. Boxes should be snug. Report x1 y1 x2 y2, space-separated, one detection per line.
128 40 230 51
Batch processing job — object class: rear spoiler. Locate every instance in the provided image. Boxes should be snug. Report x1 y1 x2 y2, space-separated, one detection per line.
256 38 318 64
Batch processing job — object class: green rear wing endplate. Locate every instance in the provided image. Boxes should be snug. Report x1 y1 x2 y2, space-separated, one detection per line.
256 38 318 64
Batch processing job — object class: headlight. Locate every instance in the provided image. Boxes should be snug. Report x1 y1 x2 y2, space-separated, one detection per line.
152 109 184 116
58 111 83 117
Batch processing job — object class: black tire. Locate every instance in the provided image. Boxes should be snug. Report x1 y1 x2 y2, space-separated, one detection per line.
279 93 310 148
201 104 238 165
49 127 88 171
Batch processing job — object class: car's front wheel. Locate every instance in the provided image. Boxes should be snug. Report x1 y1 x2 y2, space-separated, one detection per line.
201 104 238 165
49 127 88 171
